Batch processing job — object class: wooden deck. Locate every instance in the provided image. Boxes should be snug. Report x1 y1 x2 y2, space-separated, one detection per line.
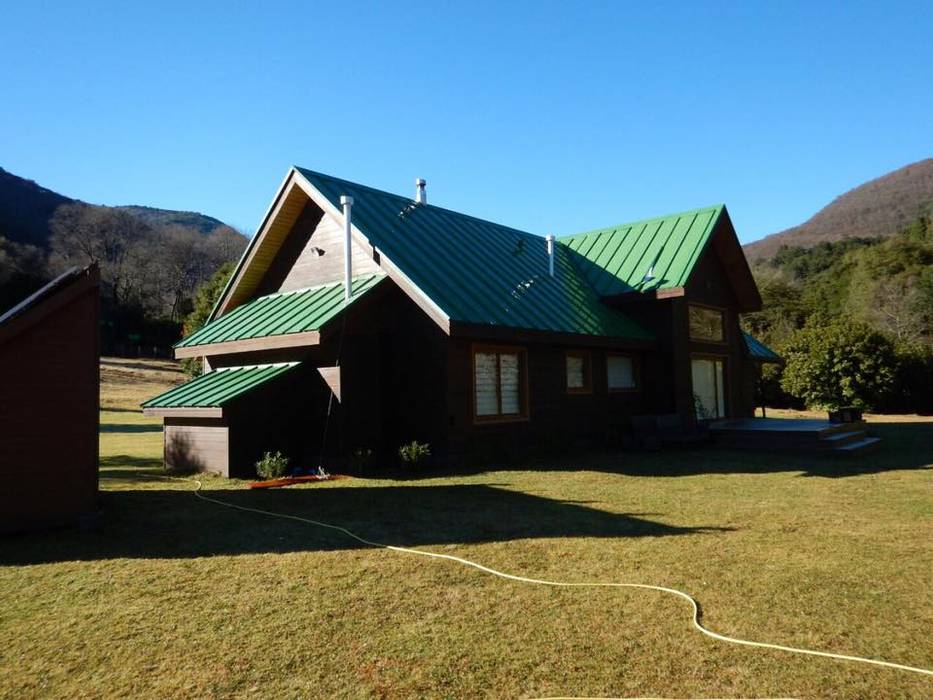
710 418 882 455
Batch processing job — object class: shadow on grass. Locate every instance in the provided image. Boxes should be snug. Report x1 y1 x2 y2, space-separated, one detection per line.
99 455 163 470
100 424 162 434
0 483 731 565
433 422 933 479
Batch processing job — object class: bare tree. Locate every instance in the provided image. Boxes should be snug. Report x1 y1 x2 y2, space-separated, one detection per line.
49 203 155 308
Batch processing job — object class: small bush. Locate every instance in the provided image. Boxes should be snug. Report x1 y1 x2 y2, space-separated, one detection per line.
398 441 431 468
255 450 289 479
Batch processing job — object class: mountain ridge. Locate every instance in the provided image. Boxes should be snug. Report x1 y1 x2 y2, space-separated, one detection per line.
744 158 933 260
0 166 238 248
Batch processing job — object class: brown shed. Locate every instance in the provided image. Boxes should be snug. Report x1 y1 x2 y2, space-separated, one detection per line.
0 265 100 533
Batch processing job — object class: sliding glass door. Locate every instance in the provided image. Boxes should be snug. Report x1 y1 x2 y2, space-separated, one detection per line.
691 357 726 419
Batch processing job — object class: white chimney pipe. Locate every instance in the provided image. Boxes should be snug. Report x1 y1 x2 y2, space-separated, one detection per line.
546 234 555 277
341 195 354 301
416 177 427 205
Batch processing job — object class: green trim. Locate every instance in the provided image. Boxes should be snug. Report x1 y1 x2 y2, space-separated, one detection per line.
141 363 299 409
177 274 385 349
559 205 725 297
743 331 782 363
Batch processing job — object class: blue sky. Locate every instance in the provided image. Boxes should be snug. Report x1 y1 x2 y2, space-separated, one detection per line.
2 1 931 242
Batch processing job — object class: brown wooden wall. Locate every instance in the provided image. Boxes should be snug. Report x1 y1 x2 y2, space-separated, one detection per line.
684 245 755 418
445 338 645 464
255 201 380 296
0 268 99 532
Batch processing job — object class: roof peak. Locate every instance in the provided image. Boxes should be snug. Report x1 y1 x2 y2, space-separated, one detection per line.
559 204 726 241
293 165 543 241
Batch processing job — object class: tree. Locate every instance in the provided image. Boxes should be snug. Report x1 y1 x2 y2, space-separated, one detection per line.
780 319 899 410
179 261 236 376
49 203 154 309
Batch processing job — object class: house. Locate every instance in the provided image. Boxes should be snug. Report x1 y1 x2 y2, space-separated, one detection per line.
143 168 779 476
0 265 100 532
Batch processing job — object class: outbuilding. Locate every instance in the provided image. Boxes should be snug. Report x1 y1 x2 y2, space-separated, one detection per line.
0 265 100 532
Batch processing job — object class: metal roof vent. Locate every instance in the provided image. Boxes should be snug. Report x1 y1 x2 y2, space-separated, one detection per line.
545 234 555 277
415 178 427 205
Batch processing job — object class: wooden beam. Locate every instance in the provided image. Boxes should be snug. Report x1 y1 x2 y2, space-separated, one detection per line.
449 321 654 349
173 331 320 359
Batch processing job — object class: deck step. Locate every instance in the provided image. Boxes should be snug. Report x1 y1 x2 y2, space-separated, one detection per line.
833 436 883 455
820 430 866 447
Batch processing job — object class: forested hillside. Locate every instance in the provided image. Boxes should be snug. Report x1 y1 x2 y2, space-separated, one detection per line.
745 159 933 260
0 166 247 354
743 215 933 411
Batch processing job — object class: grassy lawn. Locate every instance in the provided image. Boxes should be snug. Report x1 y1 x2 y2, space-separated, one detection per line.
1 357 931 699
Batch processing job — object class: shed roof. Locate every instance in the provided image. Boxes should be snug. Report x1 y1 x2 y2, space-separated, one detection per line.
743 331 782 363
559 205 725 297
293 167 652 342
142 363 298 410
177 273 385 349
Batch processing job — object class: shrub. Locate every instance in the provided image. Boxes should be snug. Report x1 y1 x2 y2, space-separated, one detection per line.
255 450 289 479
398 441 431 468
780 318 898 410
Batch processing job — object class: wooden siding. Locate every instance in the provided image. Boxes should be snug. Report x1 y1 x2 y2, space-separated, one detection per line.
164 419 230 476
447 337 645 464
276 210 380 293
0 267 99 532
685 244 755 418
217 178 310 315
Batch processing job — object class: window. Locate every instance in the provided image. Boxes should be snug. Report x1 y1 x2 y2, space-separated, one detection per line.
473 346 528 421
691 356 726 419
565 351 591 394
689 304 725 343
607 354 637 391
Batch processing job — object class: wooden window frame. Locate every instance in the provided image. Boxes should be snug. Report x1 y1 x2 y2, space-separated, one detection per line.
688 302 728 345
690 352 729 419
471 344 530 424
565 350 592 395
606 352 639 393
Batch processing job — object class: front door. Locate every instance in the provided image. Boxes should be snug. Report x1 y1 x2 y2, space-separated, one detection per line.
691 357 726 419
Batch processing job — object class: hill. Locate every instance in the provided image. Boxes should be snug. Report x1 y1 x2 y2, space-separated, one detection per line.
115 205 229 235
0 166 235 249
745 158 933 260
0 167 75 249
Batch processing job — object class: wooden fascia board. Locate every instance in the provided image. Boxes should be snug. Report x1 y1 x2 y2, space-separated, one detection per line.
174 330 320 359
212 169 301 319
291 170 453 335
600 286 685 304
449 321 654 349
143 407 223 418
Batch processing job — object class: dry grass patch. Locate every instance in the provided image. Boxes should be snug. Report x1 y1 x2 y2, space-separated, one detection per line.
0 359 930 698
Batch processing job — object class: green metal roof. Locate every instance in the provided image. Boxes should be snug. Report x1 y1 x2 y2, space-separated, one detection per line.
177 274 385 349
295 167 652 342
743 331 782 363
559 205 725 297
142 363 299 409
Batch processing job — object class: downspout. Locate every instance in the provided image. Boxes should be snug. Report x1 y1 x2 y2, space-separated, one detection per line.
341 195 354 301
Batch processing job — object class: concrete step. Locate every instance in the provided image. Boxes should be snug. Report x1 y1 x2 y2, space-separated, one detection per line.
833 436 883 456
820 430 867 447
